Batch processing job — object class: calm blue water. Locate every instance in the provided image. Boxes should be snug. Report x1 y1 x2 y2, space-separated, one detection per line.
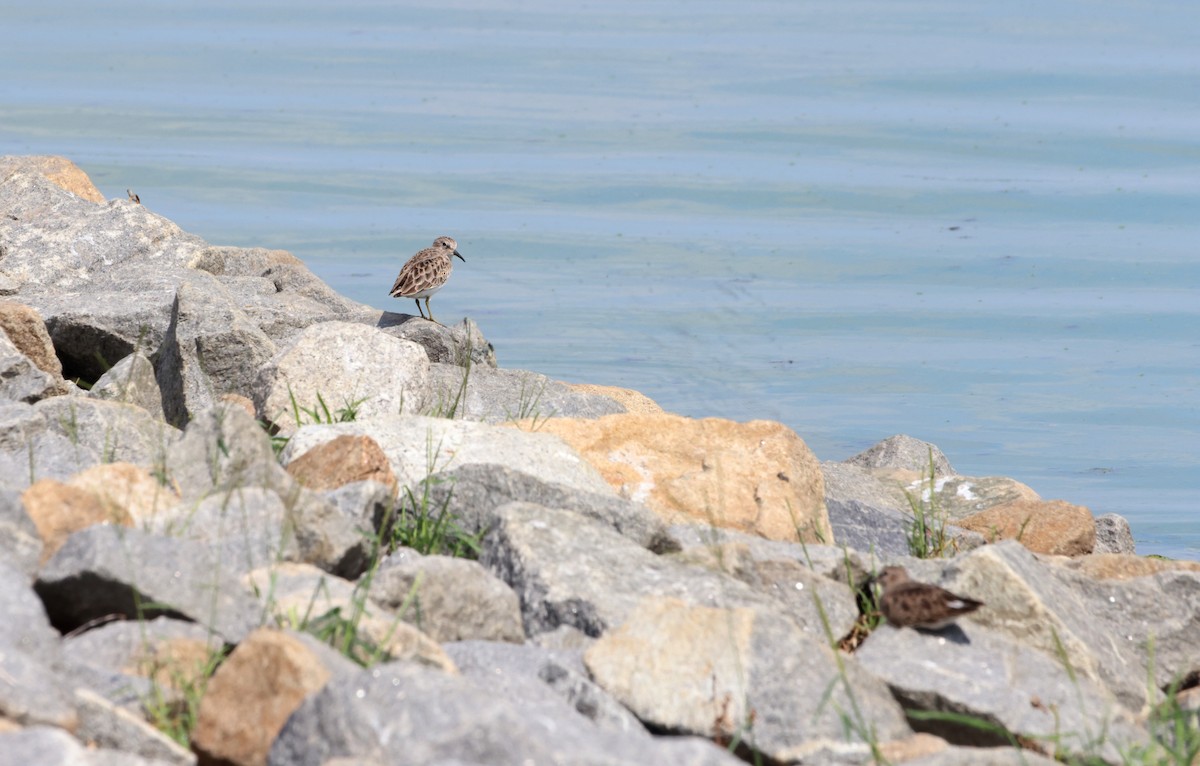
3 1 1198 558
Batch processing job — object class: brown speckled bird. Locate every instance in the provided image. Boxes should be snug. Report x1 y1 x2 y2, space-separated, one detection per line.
389 236 465 324
873 565 983 630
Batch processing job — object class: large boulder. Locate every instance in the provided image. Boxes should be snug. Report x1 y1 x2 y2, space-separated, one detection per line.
252 321 431 434
533 413 832 543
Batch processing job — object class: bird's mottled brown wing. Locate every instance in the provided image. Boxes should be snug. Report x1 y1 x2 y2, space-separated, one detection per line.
390 246 450 298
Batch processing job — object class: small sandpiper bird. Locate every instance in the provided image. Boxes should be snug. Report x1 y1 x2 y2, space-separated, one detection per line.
872 565 984 630
389 236 465 324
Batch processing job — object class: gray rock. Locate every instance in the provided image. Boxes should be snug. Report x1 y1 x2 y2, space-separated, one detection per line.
855 621 1147 764
943 541 1200 714
163 400 284 502
251 321 431 434
422 462 677 552
481 502 790 638
0 397 177 491
823 462 986 557
282 416 613 498
444 640 646 734
73 688 198 766
60 616 223 682
1093 513 1136 555
267 660 742 766
155 275 277 426
0 725 178 766
149 486 367 579
0 559 61 663
321 479 393 530
0 489 43 576
0 329 58 403
377 312 497 368
35 525 263 644
0 646 78 729
425 363 624 423
845 434 955 476
368 552 525 643
903 747 1062 766
88 352 163 418
583 596 912 762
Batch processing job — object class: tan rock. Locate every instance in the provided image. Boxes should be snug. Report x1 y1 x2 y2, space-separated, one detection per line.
0 155 105 202
0 300 65 382
534 413 831 543
221 393 258 419
958 498 1095 556
67 462 179 524
1063 553 1200 581
21 479 133 562
285 434 397 494
246 563 455 673
130 637 216 697
564 383 665 414
192 628 333 766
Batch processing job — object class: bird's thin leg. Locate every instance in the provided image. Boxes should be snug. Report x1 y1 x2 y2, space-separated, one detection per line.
414 299 426 320
425 297 439 325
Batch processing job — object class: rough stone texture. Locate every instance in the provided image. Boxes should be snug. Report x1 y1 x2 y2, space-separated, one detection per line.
584 596 911 762
377 313 497 368
856 621 1147 764
0 154 106 202
914 474 1043 522
1093 513 1136 555
163 399 283 501
368 552 525 643
0 397 179 492
822 461 987 557
670 540 861 641
958 498 1096 555
192 628 354 766
0 647 79 731
443 640 646 735
481 502 796 638
286 434 397 495
267 660 742 766
35 525 263 644
73 688 197 766
87 352 163 417
0 557 61 667
282 415 613 498
252 321 430 434
0 329 59 403
0 299 65 381
60 617 222 696
533 413 833 544
0 489 43 576
21 479 133 562
426 363 626 423
565 382 664 414
845 434 955 476
943 541 1200 714
245 562 455 672
422 462 678 552
157 274 279 426
1063 553 1200 581
0 724 185 766
66 462 178 526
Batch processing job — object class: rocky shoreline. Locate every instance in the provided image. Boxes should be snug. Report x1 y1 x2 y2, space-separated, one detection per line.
1 155 1197 765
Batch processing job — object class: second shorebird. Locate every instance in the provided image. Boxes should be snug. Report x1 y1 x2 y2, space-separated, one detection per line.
873 565 984 630
389 236 465 324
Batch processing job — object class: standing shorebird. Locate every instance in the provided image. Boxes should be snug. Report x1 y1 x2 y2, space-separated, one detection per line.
389 236 465 324
872 565 984 630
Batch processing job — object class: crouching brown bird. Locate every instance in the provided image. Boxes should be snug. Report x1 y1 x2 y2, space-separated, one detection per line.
873 565 984 630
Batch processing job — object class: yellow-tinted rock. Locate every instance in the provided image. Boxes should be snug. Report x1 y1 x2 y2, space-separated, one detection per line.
1064 553 1200 581
0 155 105 202
959 498 1095 556
286 434 397 494
0 300 65 382
192 628 333 766
534 413 831 543
21 479 133 562
67 462 178 524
